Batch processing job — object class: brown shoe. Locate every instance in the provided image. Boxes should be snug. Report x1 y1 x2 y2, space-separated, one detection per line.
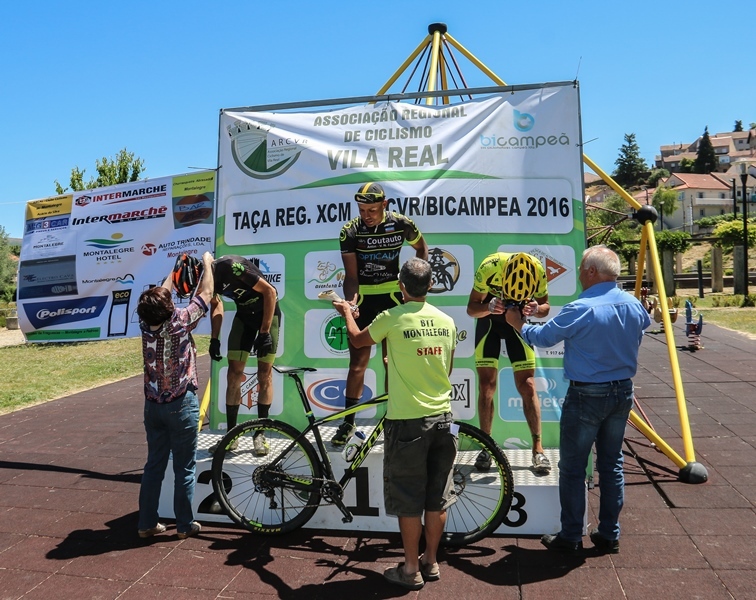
177 521 201 539
419 555 440 581
138 523 166 538
383 563 424 590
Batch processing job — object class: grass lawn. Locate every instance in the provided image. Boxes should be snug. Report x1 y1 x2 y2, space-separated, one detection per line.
0 335 210 415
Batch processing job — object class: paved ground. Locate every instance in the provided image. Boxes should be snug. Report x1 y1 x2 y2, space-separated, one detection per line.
1 319 755 600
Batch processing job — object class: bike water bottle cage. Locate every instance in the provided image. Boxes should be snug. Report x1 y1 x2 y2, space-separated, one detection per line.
354 182 385 203
501 253 539 302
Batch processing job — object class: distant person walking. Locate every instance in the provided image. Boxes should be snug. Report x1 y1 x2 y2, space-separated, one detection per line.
506 245 650 554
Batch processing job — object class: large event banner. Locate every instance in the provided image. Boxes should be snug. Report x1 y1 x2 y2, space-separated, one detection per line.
215 84 585 449
18 172 216 342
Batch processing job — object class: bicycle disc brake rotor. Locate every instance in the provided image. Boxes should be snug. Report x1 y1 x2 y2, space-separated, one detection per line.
452 467 467 496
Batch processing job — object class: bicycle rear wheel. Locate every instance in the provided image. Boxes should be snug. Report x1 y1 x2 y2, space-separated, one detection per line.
211 419 322 535
442 422 514 546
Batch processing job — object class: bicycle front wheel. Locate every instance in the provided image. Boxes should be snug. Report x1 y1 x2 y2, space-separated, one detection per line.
442 422 514 546
211 419 323 535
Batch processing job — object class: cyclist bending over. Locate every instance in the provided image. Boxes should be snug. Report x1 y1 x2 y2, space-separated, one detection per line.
466 252 551 474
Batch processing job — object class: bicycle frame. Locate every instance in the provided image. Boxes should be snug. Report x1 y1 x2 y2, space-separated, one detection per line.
263 366 389 522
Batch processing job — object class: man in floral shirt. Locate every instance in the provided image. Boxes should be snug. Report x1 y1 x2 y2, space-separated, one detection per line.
136 251 214 540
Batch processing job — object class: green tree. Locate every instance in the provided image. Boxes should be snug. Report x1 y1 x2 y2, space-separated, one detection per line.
652 185 678 230
713 219 756 249
55 148 145 194
0 225 17 302
734 120 744 132
679 157 695 173
654 230 691 254
613 133 648 187
693 127 717 174
750 122 756 130
647 168 670 188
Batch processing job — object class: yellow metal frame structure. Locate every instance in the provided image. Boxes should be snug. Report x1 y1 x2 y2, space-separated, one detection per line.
374 23 706 482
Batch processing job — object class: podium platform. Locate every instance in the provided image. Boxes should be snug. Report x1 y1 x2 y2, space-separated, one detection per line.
159 424 586 537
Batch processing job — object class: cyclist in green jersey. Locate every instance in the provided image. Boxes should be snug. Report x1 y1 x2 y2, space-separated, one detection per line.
466 252 552 474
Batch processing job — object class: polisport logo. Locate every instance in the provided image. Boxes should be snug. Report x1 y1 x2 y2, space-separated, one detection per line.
23 296 108 329
306 378 374 413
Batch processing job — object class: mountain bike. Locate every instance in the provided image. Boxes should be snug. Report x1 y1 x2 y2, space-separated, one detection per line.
211 365 514 546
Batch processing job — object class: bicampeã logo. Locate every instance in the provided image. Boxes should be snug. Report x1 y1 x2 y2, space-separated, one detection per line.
228 119 303 179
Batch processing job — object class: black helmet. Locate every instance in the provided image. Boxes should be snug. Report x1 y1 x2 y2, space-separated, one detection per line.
354 182 386 203
501 253 540 302
171 253 203 299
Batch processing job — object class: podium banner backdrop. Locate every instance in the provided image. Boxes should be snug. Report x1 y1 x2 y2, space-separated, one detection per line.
215 84 585 448
17 172 216 342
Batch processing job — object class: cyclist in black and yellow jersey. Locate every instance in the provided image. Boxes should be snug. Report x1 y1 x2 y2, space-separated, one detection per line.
466 252 552 474
332 183 428 446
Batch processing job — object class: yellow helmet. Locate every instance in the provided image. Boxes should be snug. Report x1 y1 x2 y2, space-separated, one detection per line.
501 253 540 302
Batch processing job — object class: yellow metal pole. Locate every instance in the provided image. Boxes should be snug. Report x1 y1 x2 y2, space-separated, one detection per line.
425 29 443 104
636 225 649 298
198 379 212 432
582 155 643 212
445 33 507 86
374 36 431 96
628 410 687 468
644 223 697 463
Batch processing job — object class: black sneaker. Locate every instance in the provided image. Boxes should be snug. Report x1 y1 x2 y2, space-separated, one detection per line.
331 421 355 447
589 528 619 554
474 450 492 471
541 533 583 554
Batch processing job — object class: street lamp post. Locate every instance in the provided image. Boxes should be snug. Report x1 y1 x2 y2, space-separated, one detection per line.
739 162 750 295
731 178 737 215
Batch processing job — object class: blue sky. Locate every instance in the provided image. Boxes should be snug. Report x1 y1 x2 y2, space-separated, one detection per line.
1 0 753 239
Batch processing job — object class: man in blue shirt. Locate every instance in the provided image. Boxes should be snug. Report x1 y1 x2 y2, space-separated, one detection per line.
505 245 650 554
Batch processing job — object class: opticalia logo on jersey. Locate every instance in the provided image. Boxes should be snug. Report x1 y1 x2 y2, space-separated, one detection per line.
23 296 108 329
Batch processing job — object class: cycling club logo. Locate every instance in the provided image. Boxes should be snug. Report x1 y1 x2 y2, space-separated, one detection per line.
321 312 349 355
513 109 535 132
524 248 569 284
228 118 303 180
306 378 374 413
240 372 259 410
428 247 460 294
308 260 345 290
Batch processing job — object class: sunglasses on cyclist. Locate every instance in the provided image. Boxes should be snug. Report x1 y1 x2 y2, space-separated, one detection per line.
354 192 385 204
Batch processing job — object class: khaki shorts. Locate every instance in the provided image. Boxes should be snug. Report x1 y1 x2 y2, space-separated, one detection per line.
383 412 457 517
